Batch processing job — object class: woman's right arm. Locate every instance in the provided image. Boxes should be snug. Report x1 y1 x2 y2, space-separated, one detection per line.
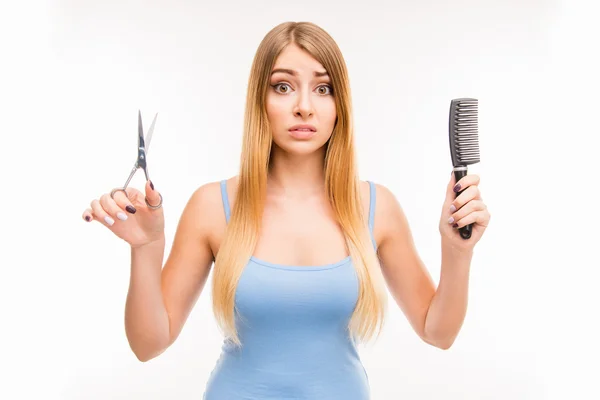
124 182 219 362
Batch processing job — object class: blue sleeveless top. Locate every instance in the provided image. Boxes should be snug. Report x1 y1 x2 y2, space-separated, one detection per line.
203 180 378 400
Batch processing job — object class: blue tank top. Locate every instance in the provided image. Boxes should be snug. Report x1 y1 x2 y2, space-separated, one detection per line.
203 180 378 400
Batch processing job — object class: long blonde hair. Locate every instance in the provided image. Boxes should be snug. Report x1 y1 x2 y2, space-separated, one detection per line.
212 21 388 348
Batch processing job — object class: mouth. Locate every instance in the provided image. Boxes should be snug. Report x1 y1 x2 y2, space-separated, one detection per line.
289 124 317 132
288 125 317 140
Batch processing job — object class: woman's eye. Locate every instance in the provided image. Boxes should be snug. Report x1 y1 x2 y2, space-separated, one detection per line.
317 85 332 95
273 83 291 93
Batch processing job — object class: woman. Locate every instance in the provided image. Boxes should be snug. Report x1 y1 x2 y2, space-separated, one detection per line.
82 21 490 399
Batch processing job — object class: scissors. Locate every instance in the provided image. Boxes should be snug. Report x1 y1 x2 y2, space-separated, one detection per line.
110 110 163 209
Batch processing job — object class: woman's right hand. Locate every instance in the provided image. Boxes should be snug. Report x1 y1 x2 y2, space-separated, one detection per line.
82 181 165 248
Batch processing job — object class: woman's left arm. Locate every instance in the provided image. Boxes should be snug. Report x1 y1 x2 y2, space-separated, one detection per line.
374 172 490 350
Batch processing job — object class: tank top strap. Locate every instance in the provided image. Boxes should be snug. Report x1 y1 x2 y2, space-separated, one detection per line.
220 179 231 223
367 180 377 250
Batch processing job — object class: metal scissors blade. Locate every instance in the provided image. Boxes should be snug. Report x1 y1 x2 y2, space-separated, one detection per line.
138 110 158 154
145 112 158 154
138 110 145 151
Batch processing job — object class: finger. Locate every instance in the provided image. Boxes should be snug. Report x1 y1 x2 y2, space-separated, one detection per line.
448 199 486 225
90 199 116 227
99 194 129 223
446 171 457 200
144 180 162 209
112 190 137 214
453 210 489 229
449 185 480 212
453 173 480 194
82 208 93 222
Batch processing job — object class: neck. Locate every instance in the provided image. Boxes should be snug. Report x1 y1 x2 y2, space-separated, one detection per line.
267 145 327 198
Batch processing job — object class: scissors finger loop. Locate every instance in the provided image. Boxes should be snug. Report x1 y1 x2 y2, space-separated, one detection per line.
145 193 163 210
110 188 129 200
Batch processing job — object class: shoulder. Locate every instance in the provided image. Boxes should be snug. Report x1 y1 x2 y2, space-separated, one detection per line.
359 180 406 245
358 180 398 212
182 176 238 231
188 180 224 210
189 176 238 205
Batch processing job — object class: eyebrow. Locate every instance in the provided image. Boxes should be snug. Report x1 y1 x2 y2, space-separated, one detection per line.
271 68 329 78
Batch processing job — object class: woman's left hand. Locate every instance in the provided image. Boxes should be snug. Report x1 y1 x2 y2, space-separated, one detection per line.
439 171 491 252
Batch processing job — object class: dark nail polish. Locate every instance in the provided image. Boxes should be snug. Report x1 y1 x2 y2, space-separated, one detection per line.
453 184 461 193
126 205 137 214
452 223 458 228
85 215 91 222
150 181 154 190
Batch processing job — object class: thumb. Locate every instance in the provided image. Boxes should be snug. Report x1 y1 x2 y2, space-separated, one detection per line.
144 180 162 208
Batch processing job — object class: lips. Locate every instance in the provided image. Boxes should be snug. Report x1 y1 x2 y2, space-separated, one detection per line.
289 124 316 132
288 124 317 140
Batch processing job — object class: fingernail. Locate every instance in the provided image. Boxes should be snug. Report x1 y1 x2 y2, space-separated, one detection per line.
85 215 91 222
104 216 114 226
150 181 154 190
452 223 458 228
117 212 128 221
453 184 461 193
449 204 456 213
448 216 454 224
126 205 137 214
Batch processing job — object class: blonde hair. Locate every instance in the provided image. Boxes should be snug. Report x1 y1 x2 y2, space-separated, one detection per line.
211 21 388 348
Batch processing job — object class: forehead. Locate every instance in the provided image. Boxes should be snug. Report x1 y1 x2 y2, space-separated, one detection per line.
272 44 327 75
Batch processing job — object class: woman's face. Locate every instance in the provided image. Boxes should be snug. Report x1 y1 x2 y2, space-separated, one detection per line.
266 43 337 155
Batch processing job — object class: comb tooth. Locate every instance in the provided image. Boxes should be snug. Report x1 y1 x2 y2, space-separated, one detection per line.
459 151 480 156
457 144 479 150
455 137 480 145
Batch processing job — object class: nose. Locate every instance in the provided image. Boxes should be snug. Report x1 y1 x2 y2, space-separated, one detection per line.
293 88 314 119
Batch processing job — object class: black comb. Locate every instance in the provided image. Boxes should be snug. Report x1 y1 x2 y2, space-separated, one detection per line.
448 98 480 240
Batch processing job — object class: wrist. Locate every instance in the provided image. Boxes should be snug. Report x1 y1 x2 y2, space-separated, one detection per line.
132 234 165 251
442 240 473 257
441 242 473 268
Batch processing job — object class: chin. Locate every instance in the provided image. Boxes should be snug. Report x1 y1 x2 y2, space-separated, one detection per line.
272 136 329 156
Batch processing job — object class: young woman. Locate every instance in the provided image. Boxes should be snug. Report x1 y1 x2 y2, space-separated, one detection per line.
82 21 490 399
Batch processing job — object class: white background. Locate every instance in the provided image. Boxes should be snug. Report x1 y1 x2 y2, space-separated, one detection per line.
1 0 598 399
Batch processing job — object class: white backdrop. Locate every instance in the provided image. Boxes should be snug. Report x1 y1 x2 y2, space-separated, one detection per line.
1 0 598 399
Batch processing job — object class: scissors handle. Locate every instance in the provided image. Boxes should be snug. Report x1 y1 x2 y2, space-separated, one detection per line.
108 164 142 199
110 187 163 209
124 165 139 190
